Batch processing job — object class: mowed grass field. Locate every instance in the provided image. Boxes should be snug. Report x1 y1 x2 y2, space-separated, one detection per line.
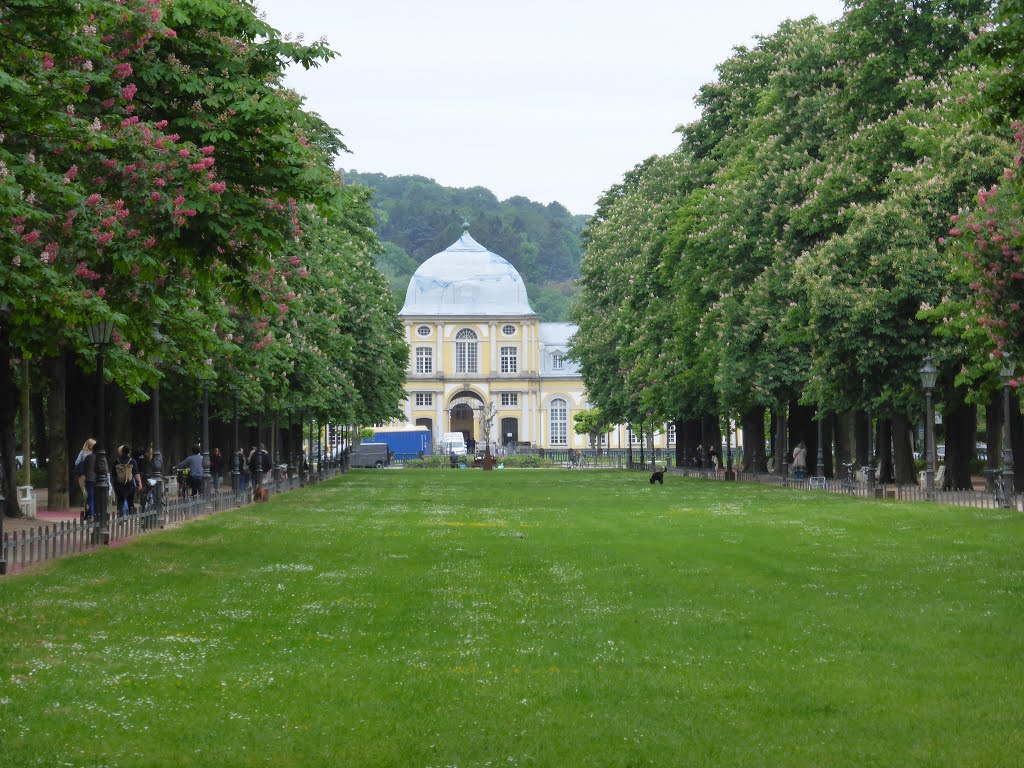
2 469 1023 767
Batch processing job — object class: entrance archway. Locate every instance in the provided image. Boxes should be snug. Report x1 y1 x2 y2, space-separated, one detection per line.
450 404 474 443
448 390 486 450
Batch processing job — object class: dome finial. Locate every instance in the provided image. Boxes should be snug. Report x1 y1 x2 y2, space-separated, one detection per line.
462 219 470 233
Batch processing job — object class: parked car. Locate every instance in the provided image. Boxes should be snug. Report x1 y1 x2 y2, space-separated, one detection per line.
349 443 390 468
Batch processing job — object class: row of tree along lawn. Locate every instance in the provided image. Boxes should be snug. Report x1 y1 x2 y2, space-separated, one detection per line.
570 0 1024 490
0 0 408 516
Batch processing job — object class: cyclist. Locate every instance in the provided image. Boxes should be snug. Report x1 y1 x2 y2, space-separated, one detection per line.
175 444 204 496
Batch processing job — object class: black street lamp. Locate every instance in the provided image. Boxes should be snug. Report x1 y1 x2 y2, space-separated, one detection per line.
231 385 240 492
199 370 211 498
274 412 281 492
151 323 166 527
816 413 825 478
780 402 789 478
919 355 939 500
1001 353 1015 507
87 318 115 543
725 412 735 481
866 401 876 491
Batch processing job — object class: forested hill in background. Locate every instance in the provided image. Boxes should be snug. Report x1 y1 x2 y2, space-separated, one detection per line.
343 171 589 321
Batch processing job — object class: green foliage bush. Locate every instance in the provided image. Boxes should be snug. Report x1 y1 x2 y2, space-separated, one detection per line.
403 456 453 469
500 454 551 468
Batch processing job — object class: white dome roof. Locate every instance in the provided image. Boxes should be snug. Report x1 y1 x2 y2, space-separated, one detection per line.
400 229 535 317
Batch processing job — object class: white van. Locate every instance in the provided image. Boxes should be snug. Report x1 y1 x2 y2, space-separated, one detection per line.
442 432 467 456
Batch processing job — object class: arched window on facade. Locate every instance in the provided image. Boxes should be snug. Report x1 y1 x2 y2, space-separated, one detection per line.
550 397 568 446
455 328 478 373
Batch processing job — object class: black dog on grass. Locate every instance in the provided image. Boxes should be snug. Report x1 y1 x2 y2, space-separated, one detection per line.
650 465 667 484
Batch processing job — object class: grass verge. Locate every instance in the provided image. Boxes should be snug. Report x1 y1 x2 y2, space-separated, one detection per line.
1 470 1023 766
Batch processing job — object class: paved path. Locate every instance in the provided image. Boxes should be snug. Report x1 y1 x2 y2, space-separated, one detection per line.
4 488 79 535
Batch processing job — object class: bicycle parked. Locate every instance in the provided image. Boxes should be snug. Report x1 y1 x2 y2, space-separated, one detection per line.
986 468 1011 507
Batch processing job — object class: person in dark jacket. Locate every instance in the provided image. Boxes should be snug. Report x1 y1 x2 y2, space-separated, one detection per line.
112 444 142 515
175 444 205 496
248 444 270 489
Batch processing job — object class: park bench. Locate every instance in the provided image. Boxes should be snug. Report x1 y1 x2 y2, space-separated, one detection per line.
917 465 945 489
17 485 37 517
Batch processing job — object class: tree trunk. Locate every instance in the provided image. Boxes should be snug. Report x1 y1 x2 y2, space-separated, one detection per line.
47 355 70 510
680 418 701 467
702 413 721 465
1011 389 1024 492
741 405 766 472
20 360 31 487
815 414 836 478
891 412 917 485
673 418 685 467
773 402 787 473
877 418 893 484
834 411 854 472
943 385 976 491
986 390 1001 474
31 372 48 468
0 320 19 518
788 402 814 456
67 352 94 497
854 409 869 467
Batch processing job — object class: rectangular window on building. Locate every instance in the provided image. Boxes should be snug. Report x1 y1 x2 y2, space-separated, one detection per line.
628 428 642 445
500 346 518 374
415 347 433 374
550 398 568 446
667 423 676 444
500 392 519 407
415 392 433 407
552 353 564 370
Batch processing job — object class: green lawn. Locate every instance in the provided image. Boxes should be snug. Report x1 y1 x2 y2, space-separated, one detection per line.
2 470 1023 767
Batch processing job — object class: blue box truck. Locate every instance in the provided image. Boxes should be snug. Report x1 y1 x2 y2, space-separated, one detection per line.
371 426 433 461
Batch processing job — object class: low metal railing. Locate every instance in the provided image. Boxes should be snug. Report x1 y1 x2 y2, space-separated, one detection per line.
668 466 1019 510
1 464 345 576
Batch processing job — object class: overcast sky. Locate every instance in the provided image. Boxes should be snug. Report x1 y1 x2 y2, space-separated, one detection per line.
256 0 847 215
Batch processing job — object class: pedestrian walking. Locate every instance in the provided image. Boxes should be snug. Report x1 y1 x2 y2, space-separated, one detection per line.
211 447 223 491
75 438 96 521
113 444 142 516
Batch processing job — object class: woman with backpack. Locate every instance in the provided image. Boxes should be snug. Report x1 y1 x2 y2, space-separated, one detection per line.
112 444 141 517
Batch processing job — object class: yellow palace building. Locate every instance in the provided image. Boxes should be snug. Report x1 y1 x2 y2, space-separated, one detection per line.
391 225 675 454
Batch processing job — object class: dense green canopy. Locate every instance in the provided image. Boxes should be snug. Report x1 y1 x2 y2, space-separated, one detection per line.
0 0 407 510
571 0 1019 482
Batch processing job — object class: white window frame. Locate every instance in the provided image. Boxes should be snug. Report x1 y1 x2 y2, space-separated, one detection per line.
667 423 676 444
500 392 519 407
415 392 433 407
550 398 568 446
416 325 431 337
415 347 433 374
552 353 564 370
455 329 478 374
500 346 518 374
